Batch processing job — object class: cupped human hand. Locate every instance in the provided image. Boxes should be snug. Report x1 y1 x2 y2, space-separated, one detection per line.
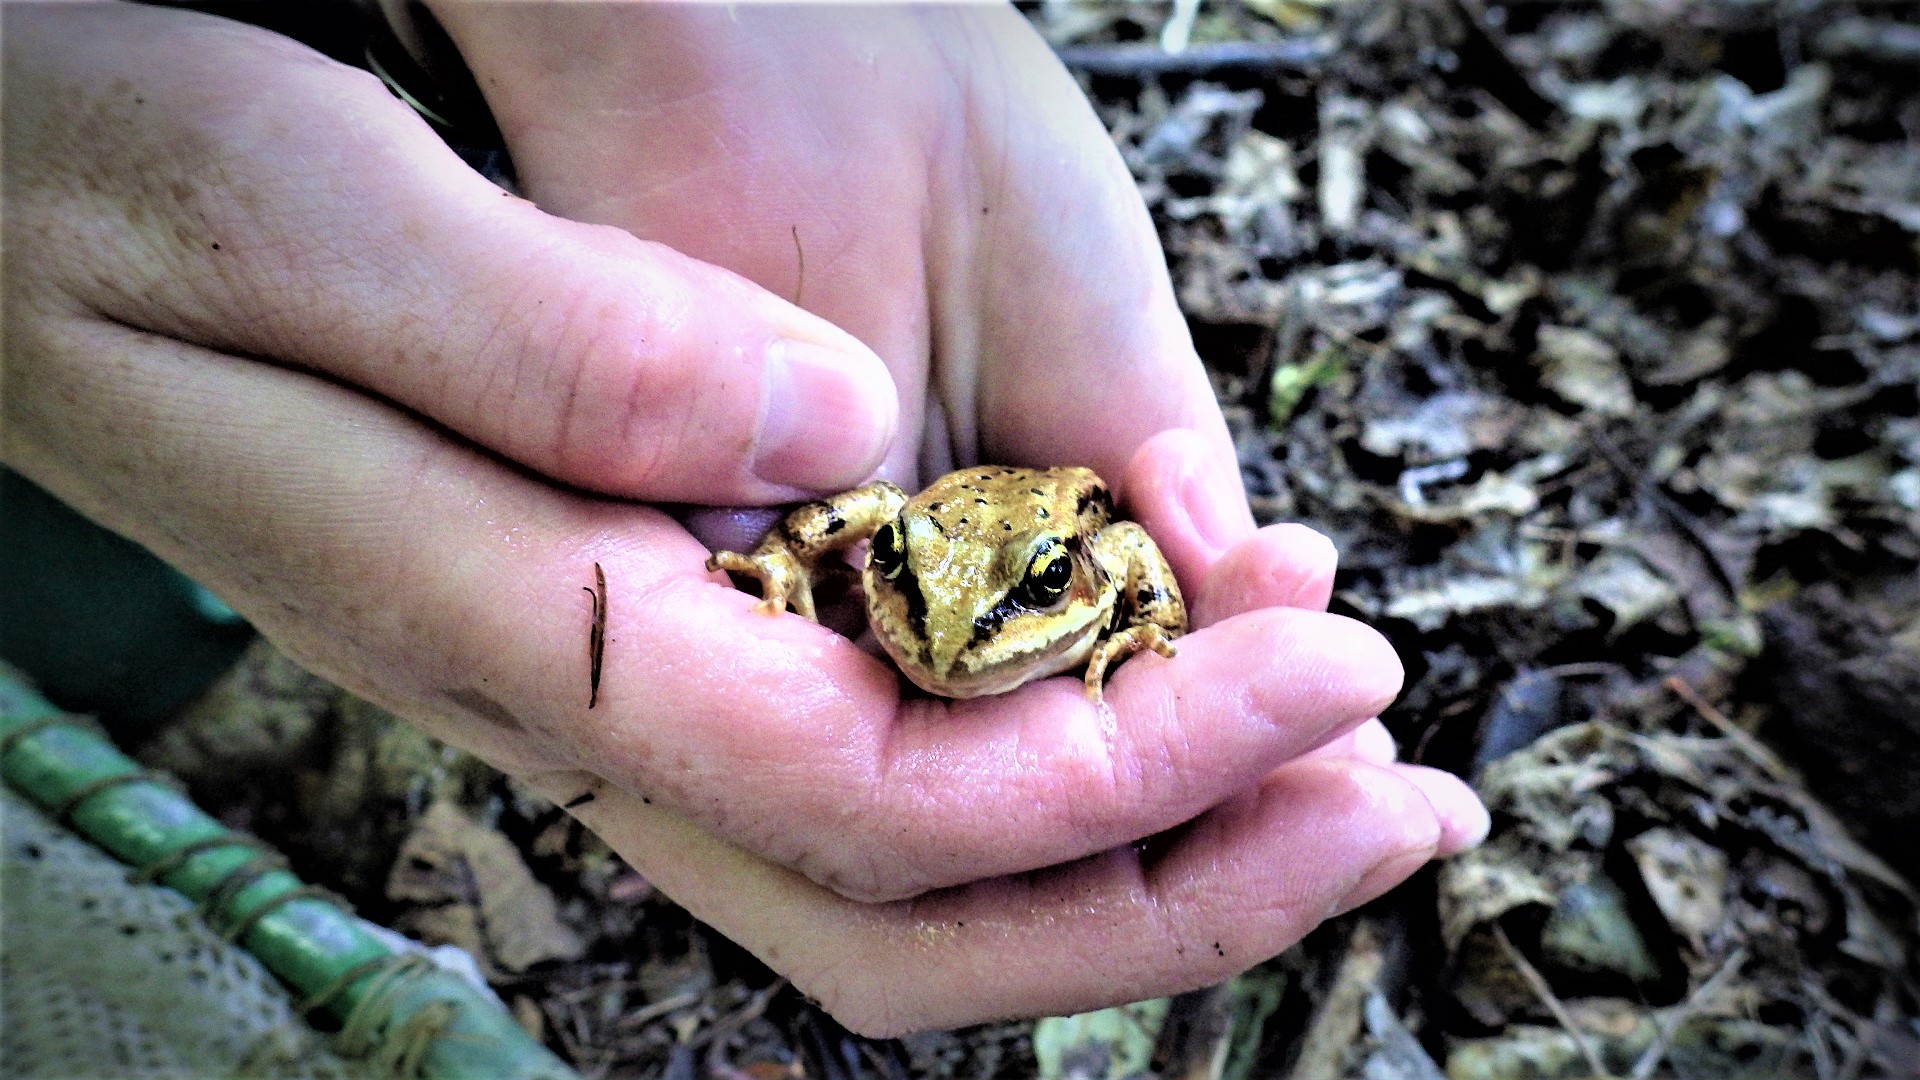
440 3 1486 1030
3 1 1486 1037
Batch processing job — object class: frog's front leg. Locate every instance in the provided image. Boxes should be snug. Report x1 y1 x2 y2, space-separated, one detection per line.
705 482 907 621
1083 522 1188 699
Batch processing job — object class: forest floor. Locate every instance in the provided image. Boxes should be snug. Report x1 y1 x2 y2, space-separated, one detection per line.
152 2 1920 1077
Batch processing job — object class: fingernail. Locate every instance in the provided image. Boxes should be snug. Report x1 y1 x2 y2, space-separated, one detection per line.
1331 845 1436 916
1350 720 1399 764
1401 767 1492 855
754 338 895 490
1311 762 1443 916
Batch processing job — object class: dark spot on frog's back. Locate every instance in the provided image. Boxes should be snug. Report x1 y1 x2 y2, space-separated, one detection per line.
824 515 846 535
445 687 526 735
1076 486 1111 517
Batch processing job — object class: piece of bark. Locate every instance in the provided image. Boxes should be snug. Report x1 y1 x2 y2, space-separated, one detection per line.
1759 584 1920 882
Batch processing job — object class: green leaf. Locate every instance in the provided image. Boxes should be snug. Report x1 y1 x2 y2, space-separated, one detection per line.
1267 346 1345 426
1033 997 1170 1080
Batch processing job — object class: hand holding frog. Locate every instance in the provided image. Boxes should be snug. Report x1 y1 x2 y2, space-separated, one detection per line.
5 2 1487 1035
709 466 1187 700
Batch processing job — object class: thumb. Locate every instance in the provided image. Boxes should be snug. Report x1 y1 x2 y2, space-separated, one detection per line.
17 3 896 503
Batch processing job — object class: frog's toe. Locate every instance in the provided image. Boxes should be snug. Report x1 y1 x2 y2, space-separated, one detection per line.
706 550 753 574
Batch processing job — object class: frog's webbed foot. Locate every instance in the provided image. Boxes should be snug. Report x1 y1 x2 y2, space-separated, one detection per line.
1082 519 1188 702
1082 623 1179 702
706 548 819 621
707 481 906 624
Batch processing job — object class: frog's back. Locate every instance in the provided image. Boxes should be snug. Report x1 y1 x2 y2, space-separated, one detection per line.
912 466 1112 541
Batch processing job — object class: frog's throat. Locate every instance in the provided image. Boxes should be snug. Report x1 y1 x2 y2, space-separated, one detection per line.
883 614 1113 699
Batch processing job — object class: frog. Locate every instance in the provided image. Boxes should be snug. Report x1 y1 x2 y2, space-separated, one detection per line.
705 466 1187 701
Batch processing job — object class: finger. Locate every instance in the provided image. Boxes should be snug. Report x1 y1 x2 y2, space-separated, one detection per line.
1297 722 1487 855
1395 764 1491 855
1121 429 1259 589
1293 725 1487 854
549 756 1442 1037
831 604 1406 899
1303 717 1399 765
435 3 958 490
953 20 1247 488
1191 523 1340 628
561 580 1405 901
10 2 894 502
434 4 1234 492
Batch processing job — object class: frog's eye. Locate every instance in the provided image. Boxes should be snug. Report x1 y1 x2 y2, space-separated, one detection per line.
1015 540 1073 607
870 519 907 580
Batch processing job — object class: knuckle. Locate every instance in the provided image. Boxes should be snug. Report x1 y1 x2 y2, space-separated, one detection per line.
525 258 748 492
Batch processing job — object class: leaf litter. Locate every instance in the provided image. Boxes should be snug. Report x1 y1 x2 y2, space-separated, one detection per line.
149 1 1920 1076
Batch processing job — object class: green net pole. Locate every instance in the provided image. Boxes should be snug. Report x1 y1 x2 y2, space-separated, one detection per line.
0 669 581 1080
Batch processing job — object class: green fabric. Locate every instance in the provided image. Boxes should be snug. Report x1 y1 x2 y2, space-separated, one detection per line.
0 469 254 729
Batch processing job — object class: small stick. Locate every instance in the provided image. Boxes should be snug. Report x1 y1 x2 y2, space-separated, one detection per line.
1665 676 1792 781
583 562 606 708
1629 947 1748 1080
1053 39 1333 77
791 225 805 308
1493 923 1612 1079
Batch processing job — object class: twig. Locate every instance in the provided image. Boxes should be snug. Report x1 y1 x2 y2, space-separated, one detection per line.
1629 947 1748 1080
1287 919 1387 1080
583 562 606 708
615 989 701 1031
790 225 805 309
1815 17 1920 67
1543 662 1624 679
688 979 787 1052
701 981 790 1080
1492 924 1613 1079
1586 428 1743 605
1054 38 1334 78
1665 676 1793 782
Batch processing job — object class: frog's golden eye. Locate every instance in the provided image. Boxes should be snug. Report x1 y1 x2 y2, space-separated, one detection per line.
1014 539 1073 607
870 519 907 580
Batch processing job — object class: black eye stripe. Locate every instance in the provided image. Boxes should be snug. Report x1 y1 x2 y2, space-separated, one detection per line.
897 560 929 644
966 554 1077 651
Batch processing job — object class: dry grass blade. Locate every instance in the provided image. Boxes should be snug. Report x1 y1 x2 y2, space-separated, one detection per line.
1492 923 1613 1080
1628 947 1748 1080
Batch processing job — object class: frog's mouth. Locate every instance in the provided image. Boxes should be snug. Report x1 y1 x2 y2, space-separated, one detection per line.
879 614 1106 699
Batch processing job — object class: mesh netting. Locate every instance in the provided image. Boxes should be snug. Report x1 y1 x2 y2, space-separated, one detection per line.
1 787 365 1079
